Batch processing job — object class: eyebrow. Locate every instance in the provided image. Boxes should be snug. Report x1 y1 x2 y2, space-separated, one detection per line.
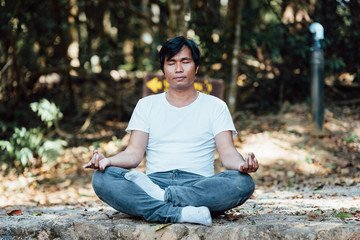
167 57 193 62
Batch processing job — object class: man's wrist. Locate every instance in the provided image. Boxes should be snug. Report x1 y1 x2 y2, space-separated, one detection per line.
107 158 112 166
103 157 111 167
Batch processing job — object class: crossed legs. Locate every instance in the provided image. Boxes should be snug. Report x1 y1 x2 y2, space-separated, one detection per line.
125 170 212 226
92 167 254 226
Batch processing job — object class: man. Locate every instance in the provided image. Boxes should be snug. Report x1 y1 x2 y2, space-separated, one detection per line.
84 36 258 226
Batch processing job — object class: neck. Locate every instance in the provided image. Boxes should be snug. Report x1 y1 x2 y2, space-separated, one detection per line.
166 88 199 108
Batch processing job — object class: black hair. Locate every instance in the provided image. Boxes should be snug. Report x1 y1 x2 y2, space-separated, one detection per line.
159 36 200 73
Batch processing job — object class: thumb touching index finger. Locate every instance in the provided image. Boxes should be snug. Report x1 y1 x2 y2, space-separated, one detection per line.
83 161 91 168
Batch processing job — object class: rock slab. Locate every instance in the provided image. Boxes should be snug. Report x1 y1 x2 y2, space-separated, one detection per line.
1 208 359 240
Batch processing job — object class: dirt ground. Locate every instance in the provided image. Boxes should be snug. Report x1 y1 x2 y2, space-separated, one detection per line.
1 103 359 224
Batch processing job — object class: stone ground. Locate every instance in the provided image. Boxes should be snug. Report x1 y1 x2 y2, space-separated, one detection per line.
1 183 359 240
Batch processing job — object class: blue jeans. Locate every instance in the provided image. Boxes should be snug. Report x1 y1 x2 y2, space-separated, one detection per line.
92 167 255 223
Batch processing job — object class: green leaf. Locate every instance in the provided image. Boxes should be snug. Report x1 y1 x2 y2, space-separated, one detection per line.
314 209 323 214
155 223 172 232
0 140 12 151
18 147 34 166
305 156 313 164
334 212 353 219
345 131 359 143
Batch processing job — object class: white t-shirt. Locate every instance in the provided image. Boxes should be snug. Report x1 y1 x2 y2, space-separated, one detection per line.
126 92 237 177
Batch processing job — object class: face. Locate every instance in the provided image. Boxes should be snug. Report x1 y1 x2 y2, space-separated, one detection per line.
163 46 199 91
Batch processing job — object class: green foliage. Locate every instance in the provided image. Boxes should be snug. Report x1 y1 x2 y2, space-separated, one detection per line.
327 57 346 71
1 0 360 125
345 131 359 144
30 99 63 128
0 127 40 166
0 99 67 168
38 139 67 163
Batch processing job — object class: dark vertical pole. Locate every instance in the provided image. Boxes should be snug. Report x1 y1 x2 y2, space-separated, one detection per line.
310 23 324 134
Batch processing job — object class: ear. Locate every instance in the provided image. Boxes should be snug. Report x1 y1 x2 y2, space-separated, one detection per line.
195 66 199 74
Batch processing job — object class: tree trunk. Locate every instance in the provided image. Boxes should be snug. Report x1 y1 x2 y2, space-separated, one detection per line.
5 26 25 104
168 0 188 38
51 0 75 111
168 0 176 38
177 0 188 37
227 0 244 115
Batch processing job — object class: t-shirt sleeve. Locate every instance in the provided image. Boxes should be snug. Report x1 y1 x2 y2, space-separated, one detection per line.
212 101 238 138
125 99 150 134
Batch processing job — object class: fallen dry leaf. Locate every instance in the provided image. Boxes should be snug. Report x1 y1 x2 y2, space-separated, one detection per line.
225 212 242 221
7 209 22 216
295 210 306 216
307 211 326 221
263 208 273 214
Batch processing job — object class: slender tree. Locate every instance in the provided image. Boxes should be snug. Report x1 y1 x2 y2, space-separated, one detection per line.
227 0 244 114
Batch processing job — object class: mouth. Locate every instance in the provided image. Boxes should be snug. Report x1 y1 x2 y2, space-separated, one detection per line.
173 76 186 80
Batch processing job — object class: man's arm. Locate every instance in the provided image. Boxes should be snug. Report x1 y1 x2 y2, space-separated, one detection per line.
83 130 149 171
215 131 258 173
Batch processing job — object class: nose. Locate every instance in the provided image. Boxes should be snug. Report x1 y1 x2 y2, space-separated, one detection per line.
175 62 183 73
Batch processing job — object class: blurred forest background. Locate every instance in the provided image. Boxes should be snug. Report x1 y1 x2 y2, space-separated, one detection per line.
0 0 359 205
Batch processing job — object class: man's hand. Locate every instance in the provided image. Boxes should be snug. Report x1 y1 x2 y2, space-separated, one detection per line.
83 150 111 172
239 152 259 173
